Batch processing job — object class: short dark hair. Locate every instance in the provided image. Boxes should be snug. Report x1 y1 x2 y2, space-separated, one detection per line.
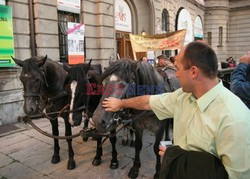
183 41 218 78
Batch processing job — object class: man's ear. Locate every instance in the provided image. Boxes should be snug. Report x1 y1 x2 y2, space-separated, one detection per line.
190 66 199 79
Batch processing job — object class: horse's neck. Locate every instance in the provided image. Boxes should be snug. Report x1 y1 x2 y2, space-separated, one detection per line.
43 60 66 97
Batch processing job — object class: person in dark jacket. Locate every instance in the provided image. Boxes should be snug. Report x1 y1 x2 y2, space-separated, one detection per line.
230 53 250 109
160 145 228 179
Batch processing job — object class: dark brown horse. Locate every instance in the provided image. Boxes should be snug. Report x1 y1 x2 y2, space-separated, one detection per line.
63 61 119 169
92 58 167 178
12 56 76 170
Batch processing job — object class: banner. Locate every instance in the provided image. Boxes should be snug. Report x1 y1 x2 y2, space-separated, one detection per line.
0 5 15 67
67 22 84 65
129 29 186 52
57 0 80 14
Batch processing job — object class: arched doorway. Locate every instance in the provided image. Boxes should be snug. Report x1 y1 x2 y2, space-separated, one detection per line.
115 0 148 60
115 0 134 59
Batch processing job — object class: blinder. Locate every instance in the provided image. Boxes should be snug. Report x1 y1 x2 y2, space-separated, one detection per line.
22 67 48 98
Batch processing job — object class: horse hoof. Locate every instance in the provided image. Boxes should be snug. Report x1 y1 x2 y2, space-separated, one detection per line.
130 140 135 147
51 155 60 164
92 158 102 166
154 173 160 179
82 136 88 142
110 161 119 169
122 139 128 146
128 168 139 178
67 160 76 170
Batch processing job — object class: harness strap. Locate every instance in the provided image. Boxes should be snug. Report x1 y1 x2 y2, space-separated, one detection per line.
160 67 176 92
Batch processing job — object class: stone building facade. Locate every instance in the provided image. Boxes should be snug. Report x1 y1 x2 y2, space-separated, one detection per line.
0 0 249 124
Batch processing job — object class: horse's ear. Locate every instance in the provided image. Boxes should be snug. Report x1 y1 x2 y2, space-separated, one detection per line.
11 56 23 67
85 59 92 74
63 62 71 72
132 60 140 71
37 55 47 67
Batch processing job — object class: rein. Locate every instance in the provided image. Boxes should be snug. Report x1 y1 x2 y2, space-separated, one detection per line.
18 104 89 140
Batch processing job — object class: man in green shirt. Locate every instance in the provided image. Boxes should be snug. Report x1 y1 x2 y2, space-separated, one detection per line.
102 41 250 178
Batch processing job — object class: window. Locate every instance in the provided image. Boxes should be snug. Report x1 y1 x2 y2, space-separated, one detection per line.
207 32 212 46
58 11 79 62
218 27 223 47
162 9 170 57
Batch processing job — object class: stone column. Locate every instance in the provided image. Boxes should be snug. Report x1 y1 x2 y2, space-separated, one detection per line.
34 0 59 61
204 0 229 62
83 0 115 68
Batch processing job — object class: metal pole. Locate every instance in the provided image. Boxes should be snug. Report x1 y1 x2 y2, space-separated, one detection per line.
28 0 36 56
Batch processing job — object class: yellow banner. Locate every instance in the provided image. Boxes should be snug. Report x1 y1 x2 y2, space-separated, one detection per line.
129 29 186 52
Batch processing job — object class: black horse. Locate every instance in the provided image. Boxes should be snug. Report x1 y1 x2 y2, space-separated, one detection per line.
63 61 119 169
12 56 76 170
92 58 168 178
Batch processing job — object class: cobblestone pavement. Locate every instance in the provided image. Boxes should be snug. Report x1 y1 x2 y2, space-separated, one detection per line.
0 118 165 179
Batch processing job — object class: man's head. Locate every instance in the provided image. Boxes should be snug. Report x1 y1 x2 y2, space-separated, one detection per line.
157 54 167 67
182 41 218 78
176 41 218 92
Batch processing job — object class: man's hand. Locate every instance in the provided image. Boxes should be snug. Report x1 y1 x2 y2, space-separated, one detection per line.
102 97 122 112
239 52 250 64
159 145 167 157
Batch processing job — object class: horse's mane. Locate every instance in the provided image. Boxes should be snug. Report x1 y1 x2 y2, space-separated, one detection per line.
69 64 88 81
135 61 163 86
22 57 45 76
101 58 135 83
101 58 163 86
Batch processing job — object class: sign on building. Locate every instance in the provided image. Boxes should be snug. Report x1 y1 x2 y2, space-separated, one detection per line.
0 5 15 67
115 0 132 32
67 22 84 65
0 0 6 5
129 29 186 52
57 0 81 14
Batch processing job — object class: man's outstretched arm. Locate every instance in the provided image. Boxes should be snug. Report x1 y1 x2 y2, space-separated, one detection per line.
102 95 151 112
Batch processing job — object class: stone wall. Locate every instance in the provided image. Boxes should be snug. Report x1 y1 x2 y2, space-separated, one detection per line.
34 0 60 61
204 0 250 62
83 0 115 68
9 0 31 59
228 0 250 61
0 69 24 125
0 0 29 125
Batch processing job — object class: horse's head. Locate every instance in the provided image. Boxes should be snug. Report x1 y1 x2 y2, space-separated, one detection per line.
92 73 128 133
92 59 164 133
63 61 91 126
12 56 48 115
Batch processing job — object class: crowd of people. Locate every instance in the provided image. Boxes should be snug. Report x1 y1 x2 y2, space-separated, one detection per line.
104 41 250 178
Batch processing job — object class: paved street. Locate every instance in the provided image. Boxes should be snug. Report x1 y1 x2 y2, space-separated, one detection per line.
0 118 162 179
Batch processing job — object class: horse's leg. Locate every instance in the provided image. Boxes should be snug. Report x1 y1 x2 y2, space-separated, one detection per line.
109 129 118 169
153 125 165 179
64 117 76 170
164 119 170 141
122 127 129 146
82 114 89 142
92 137 102 166
128 128 143 178
49 119 60 164
129 128 135 147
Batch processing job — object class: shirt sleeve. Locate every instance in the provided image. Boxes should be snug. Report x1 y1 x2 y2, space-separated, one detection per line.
149 88 182 120
216 116 250 178
230 63 250 102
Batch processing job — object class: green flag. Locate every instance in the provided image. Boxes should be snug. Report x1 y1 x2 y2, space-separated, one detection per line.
0 5 15 67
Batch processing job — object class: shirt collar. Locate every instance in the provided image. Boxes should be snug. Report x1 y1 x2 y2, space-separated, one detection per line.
190 80 223 112
192 81 223 112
